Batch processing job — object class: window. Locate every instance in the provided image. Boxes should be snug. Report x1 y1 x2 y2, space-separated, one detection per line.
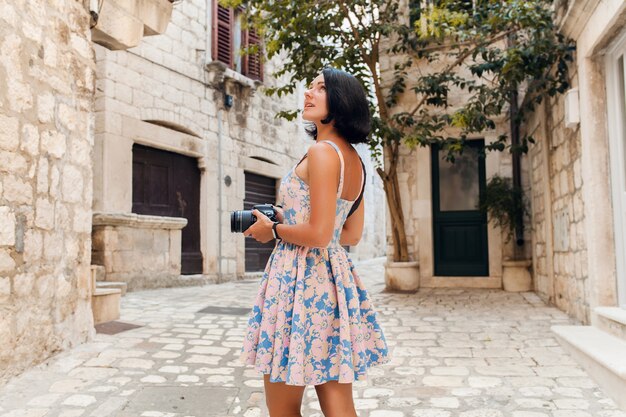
212 1 263 81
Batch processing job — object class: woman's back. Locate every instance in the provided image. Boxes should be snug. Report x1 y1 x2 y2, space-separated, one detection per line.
282 140 364 248
293 140 364 203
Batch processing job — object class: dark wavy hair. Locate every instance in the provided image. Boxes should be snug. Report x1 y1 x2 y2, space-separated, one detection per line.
305 67 371 144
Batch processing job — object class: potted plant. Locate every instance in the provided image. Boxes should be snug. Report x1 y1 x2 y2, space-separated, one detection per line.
479 175 532 291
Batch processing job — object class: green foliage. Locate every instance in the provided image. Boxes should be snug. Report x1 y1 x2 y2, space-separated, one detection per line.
229 0 574 161
479 175 527 242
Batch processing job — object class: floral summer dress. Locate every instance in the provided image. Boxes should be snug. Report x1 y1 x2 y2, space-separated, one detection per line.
239 140 390 386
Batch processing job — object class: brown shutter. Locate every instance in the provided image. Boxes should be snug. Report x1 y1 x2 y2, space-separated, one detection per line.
212 1 233 68
244 28 263 81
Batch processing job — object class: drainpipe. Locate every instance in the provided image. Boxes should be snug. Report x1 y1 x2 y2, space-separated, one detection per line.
207 2 223 282
205 1 213 66
217 109 223 283
509 89 524 247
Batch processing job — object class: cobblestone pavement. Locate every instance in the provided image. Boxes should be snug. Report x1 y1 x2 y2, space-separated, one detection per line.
1 257 625 417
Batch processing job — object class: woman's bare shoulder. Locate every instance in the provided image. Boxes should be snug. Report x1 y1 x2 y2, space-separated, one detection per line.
307 141 340 161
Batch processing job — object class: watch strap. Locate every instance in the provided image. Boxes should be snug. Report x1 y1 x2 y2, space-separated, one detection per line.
272 222 281 240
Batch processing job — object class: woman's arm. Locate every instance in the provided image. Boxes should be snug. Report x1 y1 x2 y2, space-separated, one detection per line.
244 142 340 247
339 199 365 246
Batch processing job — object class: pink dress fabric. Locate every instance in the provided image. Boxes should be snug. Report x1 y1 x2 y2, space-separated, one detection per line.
239 140 390 386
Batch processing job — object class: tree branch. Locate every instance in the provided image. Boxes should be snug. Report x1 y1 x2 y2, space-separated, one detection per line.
405 27 519 121
337 0 370 64
410 27 519 55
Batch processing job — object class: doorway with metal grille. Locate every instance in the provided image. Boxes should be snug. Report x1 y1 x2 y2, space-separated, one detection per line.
244 171 277 272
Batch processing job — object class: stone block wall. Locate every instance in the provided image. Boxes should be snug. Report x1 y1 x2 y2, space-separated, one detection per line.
0 1 95 383
524 68 590 321
92 213 187 290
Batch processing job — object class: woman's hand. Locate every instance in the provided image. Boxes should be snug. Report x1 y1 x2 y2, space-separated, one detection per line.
273 205 285 223
243 209 275 243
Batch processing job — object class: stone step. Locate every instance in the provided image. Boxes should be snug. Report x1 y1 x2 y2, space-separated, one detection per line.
91 287 121 325
552 325 626 411
96 281 128 296
594 306 626 340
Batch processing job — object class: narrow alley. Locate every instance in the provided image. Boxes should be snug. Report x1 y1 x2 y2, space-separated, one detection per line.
0 258 623 417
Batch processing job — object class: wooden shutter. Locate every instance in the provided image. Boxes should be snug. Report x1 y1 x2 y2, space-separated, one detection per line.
212 1 233 68
245 28 263 81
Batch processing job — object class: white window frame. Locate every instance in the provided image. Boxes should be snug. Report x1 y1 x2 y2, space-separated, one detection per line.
604 29 626 308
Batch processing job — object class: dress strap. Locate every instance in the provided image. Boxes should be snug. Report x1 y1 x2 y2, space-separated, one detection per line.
319 140 345 197
357 155 365 191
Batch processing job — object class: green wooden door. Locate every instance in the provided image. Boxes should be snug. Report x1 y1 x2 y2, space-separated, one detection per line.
431 140 489 276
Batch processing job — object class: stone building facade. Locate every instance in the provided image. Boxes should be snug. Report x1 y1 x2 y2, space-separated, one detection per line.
0 0 177 385
389 0 626 407
0 0 96 384
91 0 387 290
525 0 626 408
524 0 624 323
381 14 529 290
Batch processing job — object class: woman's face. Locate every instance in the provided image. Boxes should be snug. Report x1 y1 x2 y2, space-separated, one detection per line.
302 73 328 122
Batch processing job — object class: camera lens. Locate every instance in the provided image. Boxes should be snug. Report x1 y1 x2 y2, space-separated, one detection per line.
230 211 238 233
230 210 256 233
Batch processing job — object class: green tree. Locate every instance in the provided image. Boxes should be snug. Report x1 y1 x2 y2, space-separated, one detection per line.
232 0 574 262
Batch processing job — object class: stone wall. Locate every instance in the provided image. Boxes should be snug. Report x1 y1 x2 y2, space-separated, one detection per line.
522 0 626 322
0 0 95 383
524 72 590 321
92 213 187 290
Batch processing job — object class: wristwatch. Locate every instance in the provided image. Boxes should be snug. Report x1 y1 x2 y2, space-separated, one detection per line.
272 222 282 240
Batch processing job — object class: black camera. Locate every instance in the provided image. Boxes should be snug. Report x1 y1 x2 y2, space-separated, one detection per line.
230 203 278 233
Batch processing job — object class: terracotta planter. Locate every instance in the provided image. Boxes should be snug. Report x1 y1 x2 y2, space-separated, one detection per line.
502 259 532 292
384 261 420 292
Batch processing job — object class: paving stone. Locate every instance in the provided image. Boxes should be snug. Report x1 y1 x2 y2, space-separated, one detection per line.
363 388 394 398
551 411 591 417
430 397 460 409
118 359 154 369
371 411 404 417
157 366 187 374
140 376 167 384
354 398 378 409
511 411 550 417
518 387 553 397
58 411 84 417
422 376 465 387
553 398 590 409
26 394 61 407
412 410 452 417
123 386 237 415
62 395 96 407
89 397 127 417
0 258 622 417
459 410 503 417
468 377 502 388
431 367 470 376
0 410 49 417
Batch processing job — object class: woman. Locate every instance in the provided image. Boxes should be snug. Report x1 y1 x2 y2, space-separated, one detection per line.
240 67 390 417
